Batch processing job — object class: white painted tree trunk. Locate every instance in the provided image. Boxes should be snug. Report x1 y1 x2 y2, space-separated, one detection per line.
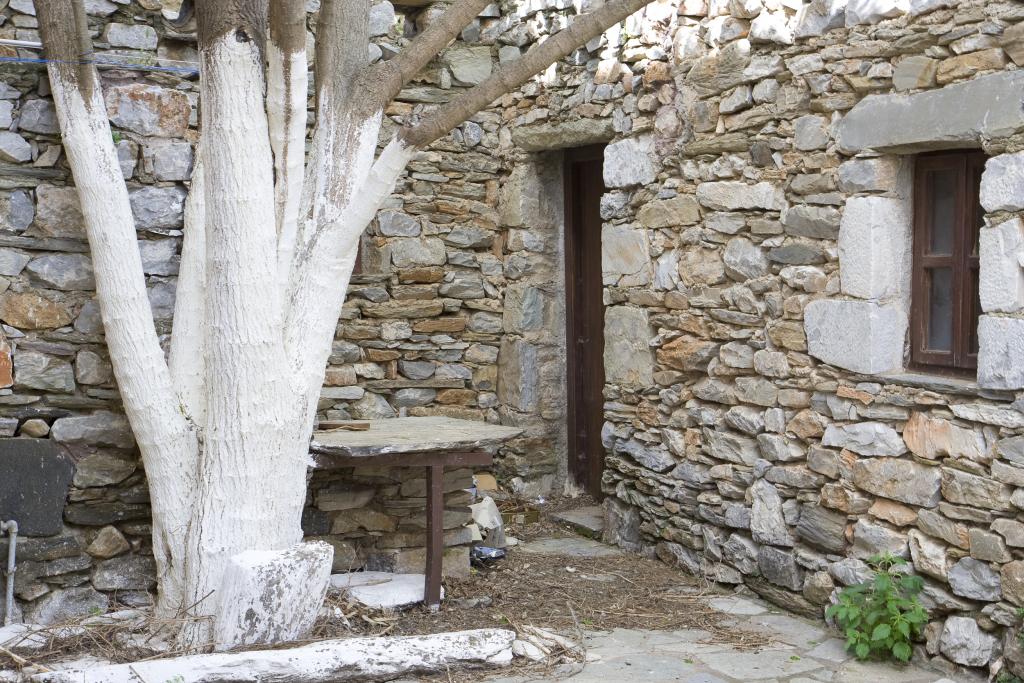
38 0 654 651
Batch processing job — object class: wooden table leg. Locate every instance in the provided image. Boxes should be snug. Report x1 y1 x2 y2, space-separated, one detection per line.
424 464 444 610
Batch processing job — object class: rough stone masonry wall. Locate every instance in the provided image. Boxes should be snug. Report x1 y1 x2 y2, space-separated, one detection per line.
487 0 1024 678
0 0 555 624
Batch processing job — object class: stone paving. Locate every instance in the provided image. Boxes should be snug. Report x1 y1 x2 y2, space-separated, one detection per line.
486 594 969 682
478 532 975 683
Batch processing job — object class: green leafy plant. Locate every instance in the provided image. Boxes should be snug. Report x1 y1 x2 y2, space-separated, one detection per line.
997 673 1024 683
825 554 928 663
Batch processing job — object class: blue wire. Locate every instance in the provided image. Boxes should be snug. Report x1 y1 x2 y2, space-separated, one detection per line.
0 54 199 75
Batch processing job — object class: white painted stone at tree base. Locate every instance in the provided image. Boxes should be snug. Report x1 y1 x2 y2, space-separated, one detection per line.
212 542 333 651
603 135 657 188
330 571 441 609
979 217 1024 313
30 629 516 683
804 299 907 374
981 152 1024 213
977 315 1024 390
838 196 911 301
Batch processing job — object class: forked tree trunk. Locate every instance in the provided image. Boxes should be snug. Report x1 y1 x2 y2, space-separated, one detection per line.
37 0 655 651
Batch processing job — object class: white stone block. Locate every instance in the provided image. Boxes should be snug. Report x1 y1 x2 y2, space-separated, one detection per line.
978 315 1024 390
980 152 1024 213
602 225 651 286
213 541 333 651
603 135 657 188
979 217 1024 313
838 196 911 301
604 306 654 387
695 181 786 211
330 572 440 609
845 0 909 27
804 299 907 374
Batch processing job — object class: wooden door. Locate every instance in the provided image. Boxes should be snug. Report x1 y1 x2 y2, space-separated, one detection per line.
564 146 606 498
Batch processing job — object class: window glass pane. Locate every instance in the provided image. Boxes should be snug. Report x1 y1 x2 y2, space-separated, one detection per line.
927 267 953 352
927 168 958 255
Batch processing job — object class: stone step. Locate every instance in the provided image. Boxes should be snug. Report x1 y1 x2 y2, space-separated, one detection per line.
549 506 605 540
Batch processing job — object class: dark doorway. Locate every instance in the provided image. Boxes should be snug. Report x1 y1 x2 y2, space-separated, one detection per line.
563 145 606 498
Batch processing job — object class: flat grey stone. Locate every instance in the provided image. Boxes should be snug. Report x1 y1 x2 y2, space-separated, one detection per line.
804 299 907 375
518 536 621 558
835 71 1024 153
745 613 827 648
806 638 853 664
0 439 74 536
708 596 767 616
603 135 657 188
311 416 522 460
551 506 605 538
699 649 821 679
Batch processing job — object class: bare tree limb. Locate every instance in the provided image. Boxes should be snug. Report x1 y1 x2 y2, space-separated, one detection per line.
268 0 309 295
194 0 269 52
375 0 492 106
169 151 207 428
402 0 649 148
314 0 371 106
38 0 201 621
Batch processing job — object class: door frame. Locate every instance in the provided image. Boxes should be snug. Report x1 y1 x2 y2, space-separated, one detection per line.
563 144 606 498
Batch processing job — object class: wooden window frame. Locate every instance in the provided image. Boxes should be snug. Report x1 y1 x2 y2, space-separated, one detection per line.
909 150 986 375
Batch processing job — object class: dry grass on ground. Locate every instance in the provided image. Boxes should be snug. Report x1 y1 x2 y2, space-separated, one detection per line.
2 497 771 682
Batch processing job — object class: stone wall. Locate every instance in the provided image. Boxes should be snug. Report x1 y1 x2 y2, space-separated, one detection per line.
491 0 1024 678
6 0 1024 677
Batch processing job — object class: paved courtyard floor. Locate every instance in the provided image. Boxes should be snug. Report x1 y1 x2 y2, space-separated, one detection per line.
484 593 965 682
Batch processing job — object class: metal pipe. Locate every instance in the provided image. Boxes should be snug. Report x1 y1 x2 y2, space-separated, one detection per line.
0 39 42 49
1 520 17 627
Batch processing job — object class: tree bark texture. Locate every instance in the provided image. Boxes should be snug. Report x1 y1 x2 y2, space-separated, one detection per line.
39 0 656 651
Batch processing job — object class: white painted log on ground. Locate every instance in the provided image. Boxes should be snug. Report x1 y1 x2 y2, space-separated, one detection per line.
213 541 334 650
30 629 516 683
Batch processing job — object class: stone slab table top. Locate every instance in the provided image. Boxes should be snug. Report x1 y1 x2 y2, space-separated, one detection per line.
310 416 523 461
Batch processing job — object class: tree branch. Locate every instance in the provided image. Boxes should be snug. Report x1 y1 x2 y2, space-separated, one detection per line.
402 0 650 148
38 0 201 619
314 0 370 106
169 151 207 427
268 0 309 297
375 0 492 106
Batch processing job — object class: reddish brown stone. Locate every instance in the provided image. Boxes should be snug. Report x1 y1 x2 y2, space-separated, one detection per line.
0 335 12 388
104 84 191 137
837 385 873 405
0 291 74 330
436 389 477 405
365 349 401 362
657 336 719 371
414 318 467 333
787 409 828 440
398 267 445 284
324 367 357 386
